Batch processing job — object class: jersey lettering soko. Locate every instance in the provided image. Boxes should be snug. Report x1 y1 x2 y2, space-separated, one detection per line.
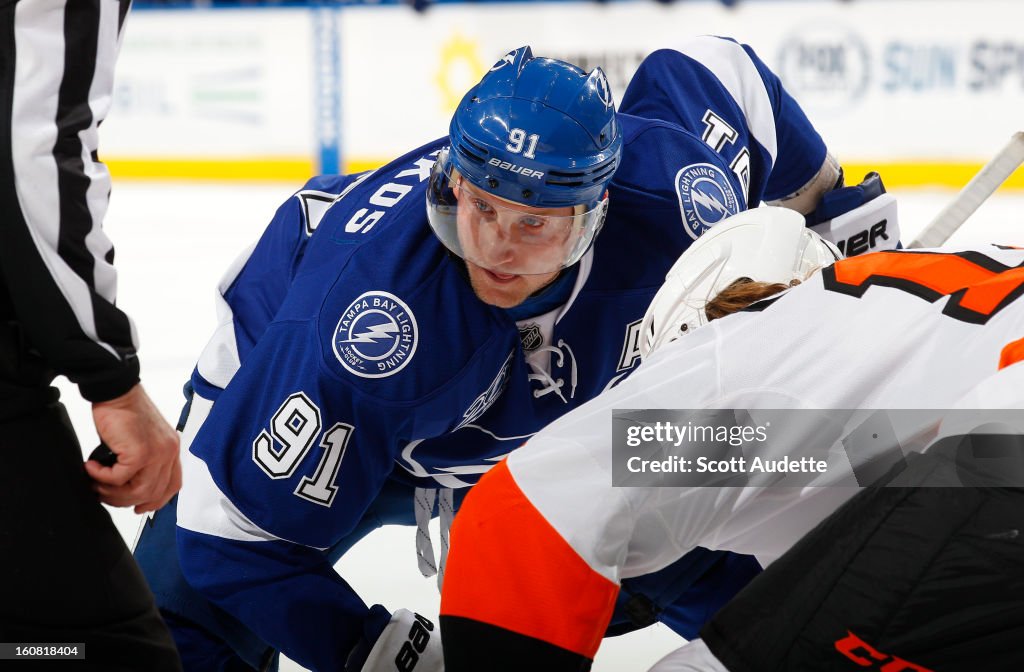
440 244 1024 668
170 37 827 671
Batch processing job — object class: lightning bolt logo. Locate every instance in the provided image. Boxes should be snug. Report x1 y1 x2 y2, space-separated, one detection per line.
333 291 419 379
344 323 398 344
675 163 741 241
691 188 731 218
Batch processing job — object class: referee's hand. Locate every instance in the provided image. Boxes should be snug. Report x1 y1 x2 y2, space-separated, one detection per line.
85 383 181 514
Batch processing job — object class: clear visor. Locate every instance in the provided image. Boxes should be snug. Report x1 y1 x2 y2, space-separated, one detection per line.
426 156 608 276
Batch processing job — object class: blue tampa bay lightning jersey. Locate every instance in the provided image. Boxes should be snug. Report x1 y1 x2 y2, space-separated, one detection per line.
175 36 827 671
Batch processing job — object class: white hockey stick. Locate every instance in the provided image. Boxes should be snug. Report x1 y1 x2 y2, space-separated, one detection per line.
908 131 1024 249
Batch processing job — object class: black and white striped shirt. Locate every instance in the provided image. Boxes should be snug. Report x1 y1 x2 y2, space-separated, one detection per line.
1 0 137 419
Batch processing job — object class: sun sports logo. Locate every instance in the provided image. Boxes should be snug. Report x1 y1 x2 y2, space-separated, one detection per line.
393 613 435 671
834 630 933 672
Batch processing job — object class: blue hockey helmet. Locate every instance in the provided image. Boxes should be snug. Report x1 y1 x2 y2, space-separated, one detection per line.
427 46 623 275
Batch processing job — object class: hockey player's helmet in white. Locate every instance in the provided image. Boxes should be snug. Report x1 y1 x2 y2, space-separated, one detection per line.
640 207 842 357
426 46 623 275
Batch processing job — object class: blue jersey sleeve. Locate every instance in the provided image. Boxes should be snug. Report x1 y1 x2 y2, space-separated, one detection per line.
611 114 748 245
180 300 409 669
619 36 828 206
201 173 364 371
191 318 408 547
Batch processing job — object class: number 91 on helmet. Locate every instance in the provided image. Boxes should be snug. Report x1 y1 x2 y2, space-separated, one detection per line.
427 46 623 277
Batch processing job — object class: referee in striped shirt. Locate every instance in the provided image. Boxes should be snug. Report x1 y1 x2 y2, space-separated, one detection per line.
1 1 182 668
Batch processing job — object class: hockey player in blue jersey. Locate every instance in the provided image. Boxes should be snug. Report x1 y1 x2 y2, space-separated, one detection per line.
134 38 898 672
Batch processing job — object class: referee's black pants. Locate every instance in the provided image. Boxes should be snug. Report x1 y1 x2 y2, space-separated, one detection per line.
0 402 182 671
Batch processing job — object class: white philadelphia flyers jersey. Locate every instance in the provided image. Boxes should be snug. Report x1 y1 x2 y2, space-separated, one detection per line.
441 244 1024 664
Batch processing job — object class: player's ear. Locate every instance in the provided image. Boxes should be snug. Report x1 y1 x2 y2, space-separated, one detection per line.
452 178 462 200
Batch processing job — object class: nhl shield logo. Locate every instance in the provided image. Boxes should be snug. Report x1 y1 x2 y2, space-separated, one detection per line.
518 323 543 352
333 291 418 378
675 163 740 240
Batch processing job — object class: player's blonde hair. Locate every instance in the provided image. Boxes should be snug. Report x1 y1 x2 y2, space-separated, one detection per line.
704 277 801 322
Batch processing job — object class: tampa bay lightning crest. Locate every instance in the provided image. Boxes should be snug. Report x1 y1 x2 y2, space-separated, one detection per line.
333 291 418 378
676 163 740 240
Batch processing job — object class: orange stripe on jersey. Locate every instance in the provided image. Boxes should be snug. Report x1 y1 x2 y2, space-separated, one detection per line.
833 252 994 294
957 267 1024 316
827 251 1024 324
441 460 619 659
999 337 1024 370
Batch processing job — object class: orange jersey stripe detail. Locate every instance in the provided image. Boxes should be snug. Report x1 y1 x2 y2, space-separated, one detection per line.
960 267 1024 315
441 460 619 659
833 252 993 293
832 252 1024 317
999 337 1024 370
